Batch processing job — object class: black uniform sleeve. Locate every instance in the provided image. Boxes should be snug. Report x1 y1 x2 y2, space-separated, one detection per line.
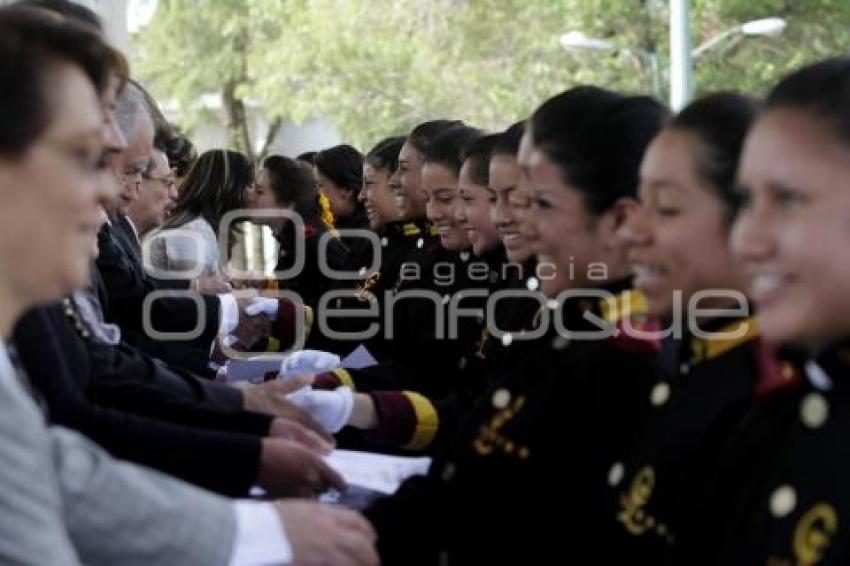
364 475 442 566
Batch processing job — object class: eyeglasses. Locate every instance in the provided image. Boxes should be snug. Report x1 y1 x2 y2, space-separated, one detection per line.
142 173 176 190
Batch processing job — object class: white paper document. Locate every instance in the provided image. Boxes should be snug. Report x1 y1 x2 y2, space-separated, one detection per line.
341 345 378 369
323 449 431 495
223 357 281 383
224 346 375 384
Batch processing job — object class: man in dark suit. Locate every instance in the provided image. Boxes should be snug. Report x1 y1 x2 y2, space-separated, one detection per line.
97 212 225 372
13 297 339 498
97 81 265 373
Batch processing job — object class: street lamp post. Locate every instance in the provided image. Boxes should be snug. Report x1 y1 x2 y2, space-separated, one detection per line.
692 17 787 59
560 13 787 110
559 31 661 100
669 0 691 111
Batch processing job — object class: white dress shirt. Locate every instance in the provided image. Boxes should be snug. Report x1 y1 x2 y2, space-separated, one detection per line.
230 501 293 565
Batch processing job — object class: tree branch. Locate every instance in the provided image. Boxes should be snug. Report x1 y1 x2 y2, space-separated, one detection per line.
222 79 255 161
257 117 282 161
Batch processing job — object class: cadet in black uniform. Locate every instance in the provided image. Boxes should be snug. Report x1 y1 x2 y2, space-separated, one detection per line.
482 121 545 365
236 155 346 355
253 155 350 309
363 86 665 565
675 58 850 565
597 93 762 562
314 144 371 265
360 136 406 236
310 125 485 395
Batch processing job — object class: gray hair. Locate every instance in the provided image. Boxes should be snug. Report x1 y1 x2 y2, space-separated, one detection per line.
115 81 150 140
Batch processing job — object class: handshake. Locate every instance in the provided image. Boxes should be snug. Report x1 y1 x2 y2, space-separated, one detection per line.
279 350 355 435
238 349 365 436
225 295 284 350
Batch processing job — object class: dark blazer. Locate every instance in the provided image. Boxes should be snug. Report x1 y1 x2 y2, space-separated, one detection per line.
12 302 272 497
96 219 220 372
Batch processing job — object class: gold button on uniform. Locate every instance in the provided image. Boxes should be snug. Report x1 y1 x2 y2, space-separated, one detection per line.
492 388 511 409
608 462 625 487
650 382 671 407
501 333 514 347
770 485 797 518
416 237 424 249
800 392 829 429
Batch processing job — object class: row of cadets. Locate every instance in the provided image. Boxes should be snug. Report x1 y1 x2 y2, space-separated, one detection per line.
299 124 551 455
327 124 487 397
361 85 665 565
255 122 459 357
316 120 464 362
304 135 432 356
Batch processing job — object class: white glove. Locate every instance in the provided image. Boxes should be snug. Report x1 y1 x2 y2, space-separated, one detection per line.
244 297 280 318
286 386 354 434
279 349 341 380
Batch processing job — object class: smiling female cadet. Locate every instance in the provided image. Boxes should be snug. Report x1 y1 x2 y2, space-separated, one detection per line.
676 57 850 566
597 92 762 562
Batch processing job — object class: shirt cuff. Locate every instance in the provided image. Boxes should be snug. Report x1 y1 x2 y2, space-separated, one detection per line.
219 293 239 336
229 501 293 566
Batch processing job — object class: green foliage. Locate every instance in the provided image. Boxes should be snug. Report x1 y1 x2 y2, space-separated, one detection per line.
132 0 850 152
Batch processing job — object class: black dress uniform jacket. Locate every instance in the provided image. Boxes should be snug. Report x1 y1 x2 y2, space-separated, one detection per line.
674 343 850 566
329 242 484 396
12 301 270 496
598 315 759 563
273 222 351 310
315 242 488 454
334 207 371 271
333 251 544 454
365 281 659 565
305 219 437 356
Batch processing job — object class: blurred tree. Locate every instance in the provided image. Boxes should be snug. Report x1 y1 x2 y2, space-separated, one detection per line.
132 0 850 153
133 0 279 160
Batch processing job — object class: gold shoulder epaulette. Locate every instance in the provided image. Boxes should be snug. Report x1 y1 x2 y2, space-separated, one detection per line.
599 289 649 324
690 317 759 363
402 223 421 236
